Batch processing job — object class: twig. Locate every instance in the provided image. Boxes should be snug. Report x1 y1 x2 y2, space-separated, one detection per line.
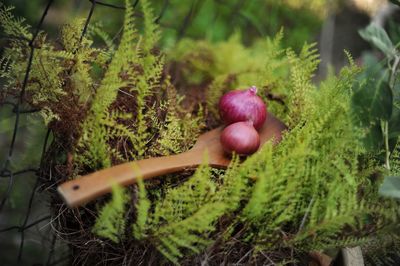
298 197 315 233
383 55 400 171
90 0 125 10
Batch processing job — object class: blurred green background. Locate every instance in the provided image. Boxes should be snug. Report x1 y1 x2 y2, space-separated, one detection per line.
3 0 324 49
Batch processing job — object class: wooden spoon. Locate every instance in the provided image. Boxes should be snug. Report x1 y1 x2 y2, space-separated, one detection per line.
58 114 286 207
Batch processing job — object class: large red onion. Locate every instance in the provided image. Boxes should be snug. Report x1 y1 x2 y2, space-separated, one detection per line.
219 86 267 130
220 121 260 156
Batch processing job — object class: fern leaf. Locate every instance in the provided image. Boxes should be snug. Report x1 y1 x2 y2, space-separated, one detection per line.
92 185 129 243
132 177 151 240
0 5 32 39
154 202 227 263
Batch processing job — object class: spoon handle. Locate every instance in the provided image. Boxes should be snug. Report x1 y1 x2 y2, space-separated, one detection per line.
58 151 202 207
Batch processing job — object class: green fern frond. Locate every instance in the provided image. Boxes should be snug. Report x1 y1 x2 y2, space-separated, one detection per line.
61 19 88 52
154 82 204 155
286 42 320 127
88 21 116 50
60 19 99 104
41 106 61 125
92 185 129 243
236 62 378 252
77 0 139 166
155 202 227 264
128 157 230 263
150 160 215 225
86 0 140 115
141 0 160 53
214 155 247 212
77 118 111 169
0 53 12 79
132 177 151 240
206 74 237 117
0 4 32 39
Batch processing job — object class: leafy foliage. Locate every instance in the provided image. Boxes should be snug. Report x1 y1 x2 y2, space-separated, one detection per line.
286 42 320 127
121 48 397 262
92 185 129 243
154 0 326 51
239 62 369 250
0 4 31 39
77 0 152 168
154 202 225 264
150 81 205 156
357 22 400 195
390 0 400 8
363 232 400 266
132 177 150 240
359 23 395 58
132 157 244 263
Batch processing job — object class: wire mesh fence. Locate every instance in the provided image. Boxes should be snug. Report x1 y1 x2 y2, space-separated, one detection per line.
0 0 57 263
0 1 175 264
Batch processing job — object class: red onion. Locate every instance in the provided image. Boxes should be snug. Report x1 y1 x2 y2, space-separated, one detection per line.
220 121 260 156
219 86 267 130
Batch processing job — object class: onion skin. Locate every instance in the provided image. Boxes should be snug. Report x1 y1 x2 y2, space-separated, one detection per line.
220 121 260 156
219 86 267 130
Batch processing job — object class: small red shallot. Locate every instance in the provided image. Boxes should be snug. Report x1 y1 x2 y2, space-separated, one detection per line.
220 121 260 156
218 86 267 130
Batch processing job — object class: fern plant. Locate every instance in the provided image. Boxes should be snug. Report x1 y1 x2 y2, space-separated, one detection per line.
97 40 398 263
92 185 129 243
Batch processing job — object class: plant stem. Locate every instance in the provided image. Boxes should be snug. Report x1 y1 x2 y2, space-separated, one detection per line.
297 197 314 234
389 56 400 88
383 120 391 171
383 55 400 171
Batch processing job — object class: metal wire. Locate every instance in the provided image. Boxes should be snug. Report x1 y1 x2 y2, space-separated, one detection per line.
0 0 55 262
0 0 172 264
